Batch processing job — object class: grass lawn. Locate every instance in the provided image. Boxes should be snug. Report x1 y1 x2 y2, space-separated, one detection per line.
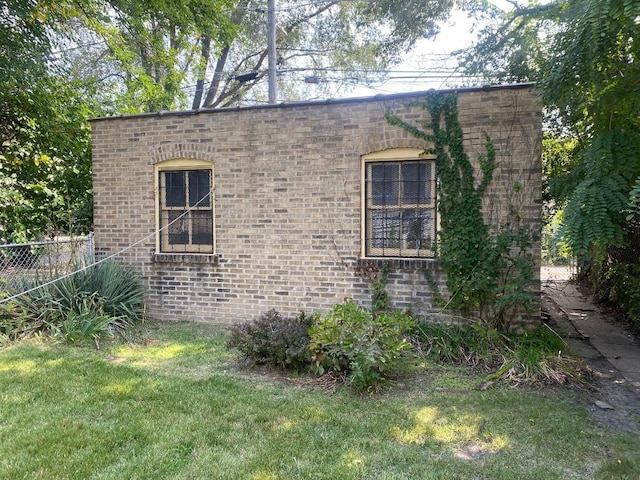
0 320 638 480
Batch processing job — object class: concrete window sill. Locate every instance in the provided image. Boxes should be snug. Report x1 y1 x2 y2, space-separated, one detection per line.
357 257 438 271
152 253 219 265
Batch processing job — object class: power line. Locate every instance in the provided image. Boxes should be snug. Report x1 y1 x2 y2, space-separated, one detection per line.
274 0 373 11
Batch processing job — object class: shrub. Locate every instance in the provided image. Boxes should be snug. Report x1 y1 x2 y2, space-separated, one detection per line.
50 259 146 323
227 310 316 371
0 259 145 343
49 306 115 344
308 300 415 392
410 319 502 366
591 262 640 334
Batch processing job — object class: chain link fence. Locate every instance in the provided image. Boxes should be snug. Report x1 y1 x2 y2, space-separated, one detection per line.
0 234 94 293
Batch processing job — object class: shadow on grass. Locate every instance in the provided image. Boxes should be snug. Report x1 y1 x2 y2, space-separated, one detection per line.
0 323 638 479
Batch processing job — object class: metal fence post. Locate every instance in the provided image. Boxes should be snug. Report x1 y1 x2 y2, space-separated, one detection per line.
88 232 95 265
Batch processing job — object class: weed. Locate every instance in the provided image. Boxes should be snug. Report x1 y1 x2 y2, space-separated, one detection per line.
411 320 591 387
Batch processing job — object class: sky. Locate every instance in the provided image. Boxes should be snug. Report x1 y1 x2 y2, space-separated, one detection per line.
347 0 517 97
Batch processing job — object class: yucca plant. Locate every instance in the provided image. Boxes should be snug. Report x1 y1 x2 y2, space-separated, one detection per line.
49 307 115 345
0 259 145 343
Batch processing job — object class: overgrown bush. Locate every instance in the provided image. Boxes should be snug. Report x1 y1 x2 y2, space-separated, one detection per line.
0 259 145 344
308 299 415 391
411 319 590 387
227 310 316 371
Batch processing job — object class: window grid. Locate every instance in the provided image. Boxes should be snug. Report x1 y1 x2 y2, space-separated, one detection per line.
365 160 436 258
159 169 214 254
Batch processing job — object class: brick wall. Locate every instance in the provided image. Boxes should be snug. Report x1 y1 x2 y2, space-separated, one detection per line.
91 84 542 326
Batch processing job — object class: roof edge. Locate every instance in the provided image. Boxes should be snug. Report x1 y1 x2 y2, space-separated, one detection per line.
89 82 536 123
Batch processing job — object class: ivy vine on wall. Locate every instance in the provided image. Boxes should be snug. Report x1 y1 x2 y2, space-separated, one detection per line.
386 93 538 330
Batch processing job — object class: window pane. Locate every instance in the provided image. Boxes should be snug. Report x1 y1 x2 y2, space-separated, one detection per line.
402 162 431 204
167 210 188 245
370 164 399 206
191 211 213 245
371 209 401 250
165 172 186 207
401 209 434 251
188 170 211 207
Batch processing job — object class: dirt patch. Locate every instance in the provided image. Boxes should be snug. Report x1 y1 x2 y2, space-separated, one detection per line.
454 443 494 461
586 375 640 436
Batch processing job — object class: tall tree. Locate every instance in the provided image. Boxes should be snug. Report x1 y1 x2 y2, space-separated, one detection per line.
0 0 94 242
194 0 462 108
458 0 640 257
68 0 464 112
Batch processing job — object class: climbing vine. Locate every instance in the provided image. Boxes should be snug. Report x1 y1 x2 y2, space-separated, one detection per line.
355 260 390 314
386 93 537 330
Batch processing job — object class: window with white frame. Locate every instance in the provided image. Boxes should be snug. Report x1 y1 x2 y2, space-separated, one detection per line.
156 160 215 254
363 149 437 258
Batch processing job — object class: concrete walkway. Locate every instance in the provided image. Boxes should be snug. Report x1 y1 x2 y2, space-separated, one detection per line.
542 266 640 390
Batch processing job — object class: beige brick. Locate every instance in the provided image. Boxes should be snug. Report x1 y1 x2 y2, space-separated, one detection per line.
91 85 542 325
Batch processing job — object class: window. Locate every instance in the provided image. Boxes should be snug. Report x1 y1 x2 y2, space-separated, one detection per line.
362 150 436 258
156 160 215 254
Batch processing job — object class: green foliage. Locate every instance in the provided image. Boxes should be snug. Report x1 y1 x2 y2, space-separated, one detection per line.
456 1 556 84
79 0 238 112
490 0 640 325
557 129 637 256
39 0 463 111
0 2 95 242
0 78 94 242
412 319 502 365
355 261 391 313
48 303 116 344
0 259 145 343
411 320 589 387
542 209 573 265
308 299 415 391
47 259 145 323
461 0 640 259
589 248 640 335
626 176 640 221
226 310 316 372
370 262 390 314
386 93 537 330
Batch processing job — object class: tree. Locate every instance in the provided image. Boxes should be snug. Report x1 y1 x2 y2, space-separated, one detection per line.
194 0 463 108
458 0 640 258
66 0 464 112
0 0 94 242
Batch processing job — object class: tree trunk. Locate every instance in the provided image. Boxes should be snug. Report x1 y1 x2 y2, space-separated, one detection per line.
203 45 230 108
192 36 211 110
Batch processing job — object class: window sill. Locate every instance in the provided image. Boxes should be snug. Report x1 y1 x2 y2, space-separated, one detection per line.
358 257 438 271
152 253 219 265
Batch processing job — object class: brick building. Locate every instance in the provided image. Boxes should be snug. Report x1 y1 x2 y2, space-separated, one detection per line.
90 84 542 326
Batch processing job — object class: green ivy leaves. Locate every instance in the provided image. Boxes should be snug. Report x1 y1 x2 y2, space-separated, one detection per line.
387 93 537 330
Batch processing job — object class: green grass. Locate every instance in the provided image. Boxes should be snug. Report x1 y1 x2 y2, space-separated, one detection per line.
0 320 638 480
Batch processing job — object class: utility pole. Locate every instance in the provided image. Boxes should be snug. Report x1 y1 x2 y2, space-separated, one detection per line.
267 0 277 103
